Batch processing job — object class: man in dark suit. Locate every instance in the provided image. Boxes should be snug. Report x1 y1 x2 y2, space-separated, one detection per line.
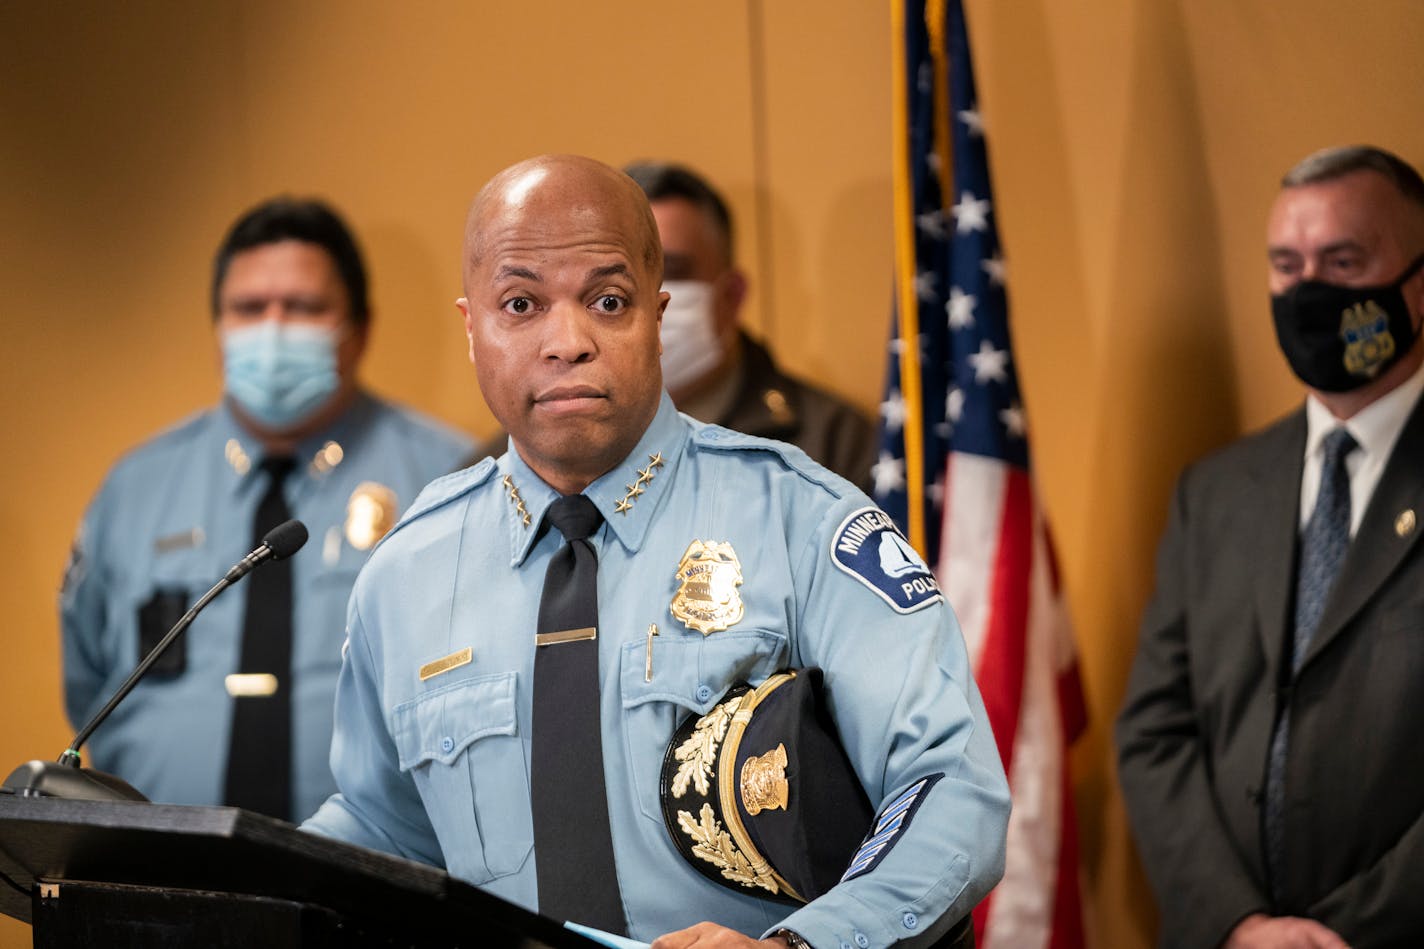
1117 145 1424 949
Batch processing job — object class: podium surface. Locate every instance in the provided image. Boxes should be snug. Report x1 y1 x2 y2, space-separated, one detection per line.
0 795 594 947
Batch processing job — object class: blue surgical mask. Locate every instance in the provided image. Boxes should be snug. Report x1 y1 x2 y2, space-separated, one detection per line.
222 321 341 428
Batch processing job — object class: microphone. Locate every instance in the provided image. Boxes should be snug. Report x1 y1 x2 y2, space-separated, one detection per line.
226 519 308 583
1 519 310 802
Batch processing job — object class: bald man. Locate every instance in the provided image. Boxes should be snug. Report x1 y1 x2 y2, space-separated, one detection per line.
304 156 1008 948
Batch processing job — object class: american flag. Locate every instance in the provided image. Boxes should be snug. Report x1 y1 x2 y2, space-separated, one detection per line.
873 1 1088 946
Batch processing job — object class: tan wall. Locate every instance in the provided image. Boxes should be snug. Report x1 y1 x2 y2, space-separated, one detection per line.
2 2 1421 946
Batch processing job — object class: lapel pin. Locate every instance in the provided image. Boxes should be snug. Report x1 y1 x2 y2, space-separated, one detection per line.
1395 509 1416 538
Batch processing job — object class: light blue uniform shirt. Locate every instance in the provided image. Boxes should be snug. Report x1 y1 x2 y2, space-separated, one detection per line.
304 393 1008 948
62 392 473 821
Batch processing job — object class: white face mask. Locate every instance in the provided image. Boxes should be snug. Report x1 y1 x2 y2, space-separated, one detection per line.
659 280 724 394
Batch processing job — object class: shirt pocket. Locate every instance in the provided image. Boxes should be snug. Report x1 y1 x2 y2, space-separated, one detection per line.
619 628 788 824
391 671 531 884
122 552 218 680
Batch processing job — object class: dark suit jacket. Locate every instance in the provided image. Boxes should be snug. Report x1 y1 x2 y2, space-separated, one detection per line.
1116 395 1424 949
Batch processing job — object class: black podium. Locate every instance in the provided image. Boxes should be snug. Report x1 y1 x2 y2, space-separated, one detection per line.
0 796 597 948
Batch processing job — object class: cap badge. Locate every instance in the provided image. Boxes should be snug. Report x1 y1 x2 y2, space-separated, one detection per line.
740 743 789 815
671 540 745 635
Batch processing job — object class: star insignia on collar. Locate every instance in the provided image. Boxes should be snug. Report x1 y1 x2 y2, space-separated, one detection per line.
502 474 532 527
309 440 344 475
224 438 252 476
615 452 665 516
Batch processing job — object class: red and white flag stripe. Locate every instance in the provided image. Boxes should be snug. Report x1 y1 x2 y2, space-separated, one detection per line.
939 452 1087 949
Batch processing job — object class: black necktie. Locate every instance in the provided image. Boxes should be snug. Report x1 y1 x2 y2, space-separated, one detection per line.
1265 428 1357 899
224 456 296 820
530 494 625 933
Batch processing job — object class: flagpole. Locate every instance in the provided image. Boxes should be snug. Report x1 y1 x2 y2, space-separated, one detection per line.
891 0 927 554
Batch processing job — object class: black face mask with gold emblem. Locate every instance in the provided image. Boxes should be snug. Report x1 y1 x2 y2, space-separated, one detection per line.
1271 254 1424 392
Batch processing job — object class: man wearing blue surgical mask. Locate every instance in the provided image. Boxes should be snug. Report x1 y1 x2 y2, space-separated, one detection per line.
1118 146 1424 947
61 198 473 822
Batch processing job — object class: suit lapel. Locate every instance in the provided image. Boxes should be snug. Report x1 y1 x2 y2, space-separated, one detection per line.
1302 394 1424 670
1252 411 1307 684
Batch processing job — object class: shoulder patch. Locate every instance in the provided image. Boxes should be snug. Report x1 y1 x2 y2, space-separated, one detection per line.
840 773 944 883
830 507 943 614
375 457 497 550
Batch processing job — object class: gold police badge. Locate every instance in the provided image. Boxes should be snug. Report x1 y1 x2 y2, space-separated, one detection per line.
671 540 745 635
1340 300 1396 378
345 481 398 551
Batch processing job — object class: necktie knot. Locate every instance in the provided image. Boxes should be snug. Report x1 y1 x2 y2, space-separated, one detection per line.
1320 427 1357 470
260 456 297 483
546 494 603 542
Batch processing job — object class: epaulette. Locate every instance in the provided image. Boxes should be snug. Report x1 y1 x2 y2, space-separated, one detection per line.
689 424 850 499
375 456 498 550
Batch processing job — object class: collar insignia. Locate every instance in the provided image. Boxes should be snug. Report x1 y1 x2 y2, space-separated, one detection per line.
615 452 665 516
502 474 532 527
224 438 252 476
310 440 344 476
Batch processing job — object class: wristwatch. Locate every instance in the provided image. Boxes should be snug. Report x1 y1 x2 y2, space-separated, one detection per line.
772 929 811 949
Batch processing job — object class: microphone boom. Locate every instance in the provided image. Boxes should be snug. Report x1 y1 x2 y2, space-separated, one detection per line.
1 520 310 801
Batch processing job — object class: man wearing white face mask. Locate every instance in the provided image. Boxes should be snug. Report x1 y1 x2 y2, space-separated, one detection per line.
61 198 473 822
626 161 876 488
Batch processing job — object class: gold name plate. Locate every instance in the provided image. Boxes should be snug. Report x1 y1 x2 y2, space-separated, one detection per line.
419 646 473 681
